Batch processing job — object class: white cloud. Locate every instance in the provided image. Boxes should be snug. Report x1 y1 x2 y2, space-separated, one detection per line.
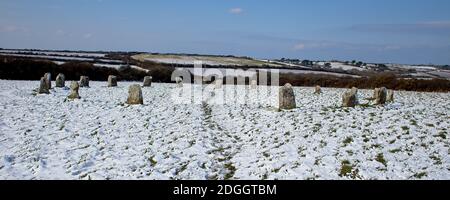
383 45 402 50
229 8 243 14
83 33 93 39
55 29 65 35
293 43 305 50
0 25 25 33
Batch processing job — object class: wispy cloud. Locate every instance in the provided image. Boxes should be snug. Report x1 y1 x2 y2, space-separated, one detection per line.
229 8 243 14
349 21 450 35
0 25 27 33
83 33 93 39
293 43 305 50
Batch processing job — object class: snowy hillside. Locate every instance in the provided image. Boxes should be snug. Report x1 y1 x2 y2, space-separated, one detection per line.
0 80 449 180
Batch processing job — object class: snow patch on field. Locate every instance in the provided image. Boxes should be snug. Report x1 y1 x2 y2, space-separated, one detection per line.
0 80 449 180
317 62 367 71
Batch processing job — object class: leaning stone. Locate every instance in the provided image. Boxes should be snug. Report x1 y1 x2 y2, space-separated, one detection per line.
67 81 81 99
374 87 387 105
38 77 50 94
143 76 152 87
175 77 183 87
278 83 296 110
44 73 52 89
108 75 117 87
126 84 143 105
314 85 322 94
80 76 89 87
342 87 359 107
55 73 65 88
386 89 394 103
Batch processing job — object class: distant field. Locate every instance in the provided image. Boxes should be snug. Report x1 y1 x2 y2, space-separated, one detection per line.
132 54 283 67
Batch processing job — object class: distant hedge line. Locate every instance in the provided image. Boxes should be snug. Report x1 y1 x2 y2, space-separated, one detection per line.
0 56 172 82
277 72 450 92
1 56 449 92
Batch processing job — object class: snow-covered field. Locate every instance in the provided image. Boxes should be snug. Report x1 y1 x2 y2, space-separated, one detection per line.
0 80 449 180
317 61 368 71
132 54 282 67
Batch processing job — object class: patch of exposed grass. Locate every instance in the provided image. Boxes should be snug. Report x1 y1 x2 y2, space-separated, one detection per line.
371 144 381 149
149 156 157 167
224 163 236 180
375 153 387 167
413 172 427 179
425 123 435 127
430 155 442 165
346 150 354 156
389 149 402 153
339 161 352 177
339 160 359 179
59 123 65 131
343 137 353 146
434 132 447 139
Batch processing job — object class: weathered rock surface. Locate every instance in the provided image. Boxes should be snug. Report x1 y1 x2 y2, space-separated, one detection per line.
38 77 50 94
374 87 387 105
386 89 394 103
175 77 183 87
215 79 223 89
126 84 143 105
342 87 359 107
278 83 296 110
314 85 322 94
67 81 80 99
250 80 257 89
44 73 52 89
55 73 65 88
143 76 152 87
80 76 89 87
108 75 117 87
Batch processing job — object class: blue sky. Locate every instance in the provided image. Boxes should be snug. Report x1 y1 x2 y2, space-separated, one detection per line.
1 0 450 64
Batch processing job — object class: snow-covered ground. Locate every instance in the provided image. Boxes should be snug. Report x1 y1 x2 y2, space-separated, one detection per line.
0 80 449 180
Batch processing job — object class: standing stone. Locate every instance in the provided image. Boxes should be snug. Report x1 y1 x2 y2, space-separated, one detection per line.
314 85 322 94
108 75 117 87
342 87 359 107
250 80 257 89
143 76 152 87
80 76 89 87
38 77 50 94
373 87 387 105
215 79 223 89
44 73 52 89
126 84 143 105
278 83 296 110
67 81 80 99
386 89 394 103
175 77 183 87
55 73 65 88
